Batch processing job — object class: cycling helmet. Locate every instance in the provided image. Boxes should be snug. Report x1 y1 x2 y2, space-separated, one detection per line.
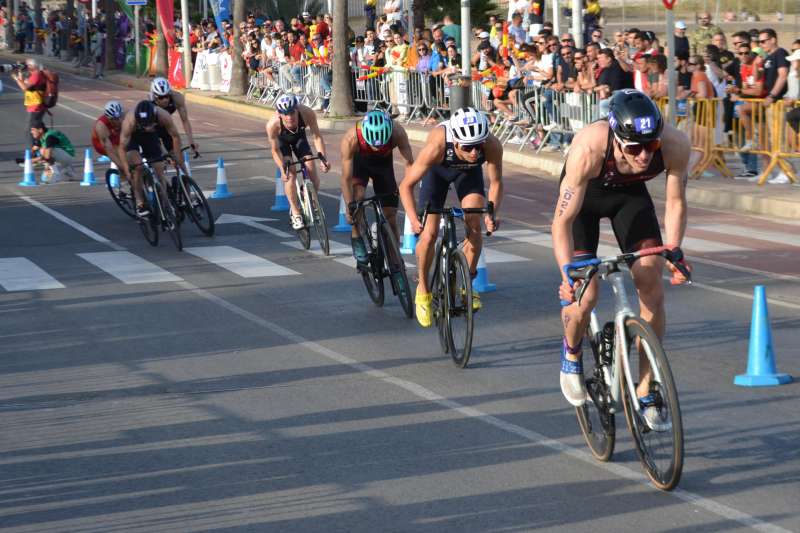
151 77 171 97
449 107 489 145
276 94 298 114
104 100 123 119
361 110 393 147
607 89 663 144
134 100 158 128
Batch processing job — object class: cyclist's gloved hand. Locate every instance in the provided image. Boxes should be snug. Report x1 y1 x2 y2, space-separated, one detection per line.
317 152 331 172
346 201 358 224
484 213 498 234
558 278 580 306
667 258 692 285
190 143 199 157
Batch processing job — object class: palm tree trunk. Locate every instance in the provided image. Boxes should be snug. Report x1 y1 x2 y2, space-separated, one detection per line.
34 0 43 54
154 8 168 76
329 0 353 117
104 0 116 70
63 0 75 59
228 0 248 95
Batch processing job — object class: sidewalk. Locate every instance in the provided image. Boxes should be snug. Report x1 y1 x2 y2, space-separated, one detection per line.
5 51 800 220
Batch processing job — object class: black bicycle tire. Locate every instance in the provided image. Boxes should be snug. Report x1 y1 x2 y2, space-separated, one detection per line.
308 186 330 256
575 330 616 462
106 170 137 219
621 316 684 491
445 249 474 368
357 209 384 306
380 222 413 318
155 181 183 252
428 248 450 354
184 177 215 236
139 177 159 246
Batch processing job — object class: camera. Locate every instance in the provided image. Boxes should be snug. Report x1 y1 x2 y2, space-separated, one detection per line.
0 62 27 74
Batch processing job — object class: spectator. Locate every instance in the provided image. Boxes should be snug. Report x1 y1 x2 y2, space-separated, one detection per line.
528 0 545 39
785 45 800 151
554 45 577 91
383 0 402 26
646 55 668 98
590 27 608 49
442 14 461 48
673 21 690 57
730 43 765 176
507 0 531 30
687 55 714 98
675 51 692 98
702 44 726 97
205 21 221 50
574 48 597 93
429 41 445 72
352 35 368 66
760 28 790 104
595 47 629 115
10 58 47 136
632 53 649 92
690 12 723 55
508 13 526 45
415 40 432 73
490 19 504 49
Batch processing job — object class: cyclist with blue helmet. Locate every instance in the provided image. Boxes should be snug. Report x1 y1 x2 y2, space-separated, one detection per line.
340 110 415 266
266 94 331 230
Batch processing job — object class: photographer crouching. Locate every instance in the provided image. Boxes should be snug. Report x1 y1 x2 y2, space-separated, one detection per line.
29 121 77 183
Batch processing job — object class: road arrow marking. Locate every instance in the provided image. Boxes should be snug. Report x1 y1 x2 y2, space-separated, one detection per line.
215 213 291 238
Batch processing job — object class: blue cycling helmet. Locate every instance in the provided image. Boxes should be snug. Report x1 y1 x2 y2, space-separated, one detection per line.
276 94 298 114
360 110 393 148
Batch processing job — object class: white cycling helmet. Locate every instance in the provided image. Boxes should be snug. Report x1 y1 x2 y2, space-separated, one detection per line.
151 77 171 97
276 94 298 114
104 100 124 119
449 107 489 145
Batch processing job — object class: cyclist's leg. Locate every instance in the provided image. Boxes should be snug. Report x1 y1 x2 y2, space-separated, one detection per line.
280 143 301 218
415 167 448 294
370 159 400 238
454 167 488 274
350 181 368 264
127 150 145 206
611 182 665 398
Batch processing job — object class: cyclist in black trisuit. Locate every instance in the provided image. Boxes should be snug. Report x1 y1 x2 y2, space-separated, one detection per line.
552 89 691 418
150 77 199 157
266 94 330 230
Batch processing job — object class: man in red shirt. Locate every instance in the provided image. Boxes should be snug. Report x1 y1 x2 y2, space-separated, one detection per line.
287 31 305 89
11 58 47 137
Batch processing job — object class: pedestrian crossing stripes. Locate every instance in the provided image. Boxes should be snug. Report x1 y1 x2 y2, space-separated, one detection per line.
78 252 182 284
0 258 65 291
185 246 300 278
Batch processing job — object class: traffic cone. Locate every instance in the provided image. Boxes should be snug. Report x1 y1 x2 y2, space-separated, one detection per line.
472 249 496 293
270 167 289 211
333 194 352 232
18 149 37 187
734 286 792 387
399 212 417 254
210 157 232 199
107 161 120 188
80 148 97 186
183 150 192 176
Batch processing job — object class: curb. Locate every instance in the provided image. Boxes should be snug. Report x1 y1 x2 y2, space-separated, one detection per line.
6 51 796 220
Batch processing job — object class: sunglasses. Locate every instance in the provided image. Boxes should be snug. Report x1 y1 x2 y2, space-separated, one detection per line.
561 38 573 42
457 142 484 153
418 48 427 52
758 38 770 43
737 51 750 56
688 62 698 65
616 136 661 155
574 56 585 60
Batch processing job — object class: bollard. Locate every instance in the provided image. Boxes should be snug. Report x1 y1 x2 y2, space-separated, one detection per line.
80 148 97 186
19 149 37 187
734 286 792 387
270 167 290 211
210 157 232 199
333 194 352 232
472 249 496 293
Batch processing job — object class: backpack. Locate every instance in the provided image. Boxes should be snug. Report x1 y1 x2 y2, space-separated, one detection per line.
41 69 59 108
42 129 75 157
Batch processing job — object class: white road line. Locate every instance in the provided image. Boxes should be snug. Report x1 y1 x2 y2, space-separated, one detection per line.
0 258 65 291
600 231 750 253
54 101 101 121
78 252 182 284
16 195 791 531
483 248 530 263
17 195 125 251
696 223 800 248
506 193 538 202
281 240 352 256
185 246 299 278
497 229 617 257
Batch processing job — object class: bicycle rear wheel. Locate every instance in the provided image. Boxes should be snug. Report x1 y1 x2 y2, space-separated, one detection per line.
575 328 616 462
445 250 474 368
182 176 215 236
380 221 413 318
106 170 136 219
307 185 330 256
155 182 183 252
357 210 384 306
621 316 684 491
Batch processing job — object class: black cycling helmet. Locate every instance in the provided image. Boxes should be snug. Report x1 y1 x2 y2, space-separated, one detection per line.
134 100 158 129
607 89 663 144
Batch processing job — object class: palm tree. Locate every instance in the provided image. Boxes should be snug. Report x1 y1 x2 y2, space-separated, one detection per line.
34 0 43 54
329 0 353 117
63 0 75 60
104 0 117 71
154 8 168 76
229 0 248 95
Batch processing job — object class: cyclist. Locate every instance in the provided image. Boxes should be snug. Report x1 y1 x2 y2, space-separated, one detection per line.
91 100 126 171
399 107 503 328
552 89 691 414
118 100 187 217
150 77 199 156
266 94 331 230
340 110 414 265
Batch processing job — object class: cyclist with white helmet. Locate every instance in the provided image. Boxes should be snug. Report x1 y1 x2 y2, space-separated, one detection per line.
266 94 331 230
399 107 504 328
553 89 691 413
150 77 198 156
340 110 415 265
92 100 126 171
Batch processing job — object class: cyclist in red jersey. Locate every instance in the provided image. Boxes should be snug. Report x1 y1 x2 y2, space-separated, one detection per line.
340 110 414 265
552 89 691 418
91 101 126 171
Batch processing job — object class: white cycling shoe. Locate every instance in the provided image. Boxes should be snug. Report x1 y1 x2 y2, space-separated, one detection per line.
639 394 672 432
560 339 587 407
290 214 304 230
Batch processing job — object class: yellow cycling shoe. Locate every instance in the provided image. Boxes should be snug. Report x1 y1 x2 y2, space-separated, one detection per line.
415 291 433 328
461 288 482 312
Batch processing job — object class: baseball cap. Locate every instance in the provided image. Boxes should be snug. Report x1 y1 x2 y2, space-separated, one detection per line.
478 31 489 39
675 21 687 29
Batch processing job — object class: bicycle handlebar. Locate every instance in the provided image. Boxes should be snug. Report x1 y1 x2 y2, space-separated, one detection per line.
561 245 692 307
283 152 327 173
418 201 496 236
348 192 398 215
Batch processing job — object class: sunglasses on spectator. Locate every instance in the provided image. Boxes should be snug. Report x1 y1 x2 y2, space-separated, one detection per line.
418 47 427 52
561 38 573 42
456 142 484 153
574 55 584 60
758 38 771 43
688 61 698 65
616 135 661 155
737 51 750 56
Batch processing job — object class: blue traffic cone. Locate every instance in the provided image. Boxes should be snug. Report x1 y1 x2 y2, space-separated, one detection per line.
333 194 352 232
19 149 37 186
399 212 417 254
210 157 232 199
80 149 97 186
270 167 289 211
472 249 496 293
734 286 792 387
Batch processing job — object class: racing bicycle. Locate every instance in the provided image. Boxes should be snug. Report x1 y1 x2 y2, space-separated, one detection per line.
349 193 413 318
563 245 691 491
166 149 215 237
420 202 495 368
284 154 330 255
133 157 183 251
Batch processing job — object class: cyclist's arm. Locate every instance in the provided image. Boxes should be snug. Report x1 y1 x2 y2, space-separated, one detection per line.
159 110 187 175
302 106 326 159
339 128 357 205
173 92 196 149
661 125 690 248
95 121 125 170
393 124 415 170
118 115 134 178
399 127 444 230
266 119 286 178
483 134 504 219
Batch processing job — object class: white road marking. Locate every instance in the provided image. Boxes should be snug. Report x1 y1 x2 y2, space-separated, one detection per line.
77 252 182 284
695 223 800 248
281 240 352 256
185 246 299 278
507 193 538 202
192 162 239 170
0 258 65 291
497 229 617 257
483 248 530 263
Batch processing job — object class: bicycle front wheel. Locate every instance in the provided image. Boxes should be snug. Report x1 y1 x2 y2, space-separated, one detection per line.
380 222 413 318
444 250 474 368
575 329 616 462
139 184 159 246
106 170 136 219
183 177 215 236
357 211 384 306
621 316 684 491
155 182 183 252
307 185 330 256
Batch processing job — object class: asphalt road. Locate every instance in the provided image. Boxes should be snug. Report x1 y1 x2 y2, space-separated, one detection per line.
0 72 798 533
